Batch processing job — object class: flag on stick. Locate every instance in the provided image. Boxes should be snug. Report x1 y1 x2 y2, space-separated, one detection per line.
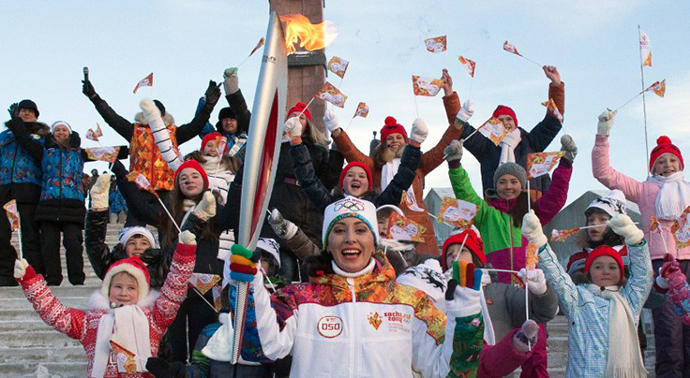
436 197 478 229
386 211 426 242
541 99 563 123
189 273 221 295
412 75 445 97
424 36 447 53
550 227 581 242
642 79 666 98
671 207 690 249
327 56 349 79
354 102 369 118
503 41 520 55
527 151 565 179
477 117 509 145
133 73 153 94
249 38 265 57
85 123 103 142
315 81 347 108
3 200 19 231
85 146 120 163
458 56 476 77
640 30 652 67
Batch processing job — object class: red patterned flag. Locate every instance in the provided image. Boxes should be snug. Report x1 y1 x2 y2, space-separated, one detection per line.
249 37 265 57
189 273 221 295
503 41 520 56
133 73 153 94
424 36 447 53
551 227 581 242
436 197 479 229
643 79 666 98
526 243 539 269
3 200 19 231
354 102 370 118
640 30 652 67
212 284 222 312
671 206 690 249
541 99 563 123
85 146 120 163
412 75 445 97
458 56 476 78
215 135 228 157
478 117 509 146
527 151 565 179
86 123 103 142
386 211 426 242
327 56 349 79
315 81 347 108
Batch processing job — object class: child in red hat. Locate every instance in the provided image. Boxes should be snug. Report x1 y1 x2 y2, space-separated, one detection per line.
14 231 198 377
593 110 690 375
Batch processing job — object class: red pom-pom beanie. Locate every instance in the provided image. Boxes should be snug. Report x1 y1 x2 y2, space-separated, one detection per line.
380 116 408 142
649 135 684 173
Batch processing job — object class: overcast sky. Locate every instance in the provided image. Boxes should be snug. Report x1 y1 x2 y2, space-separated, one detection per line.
2 0 688 205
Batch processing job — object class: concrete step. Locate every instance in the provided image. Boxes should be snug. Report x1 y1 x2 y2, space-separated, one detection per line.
1 361 87 377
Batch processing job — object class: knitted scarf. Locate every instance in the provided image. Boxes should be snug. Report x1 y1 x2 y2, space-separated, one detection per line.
499 129 521 165
93 305 151 376
585 284 647 377
647 172 690 220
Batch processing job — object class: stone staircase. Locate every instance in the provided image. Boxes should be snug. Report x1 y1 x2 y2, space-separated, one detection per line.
0 223 661 377
0 224 126 377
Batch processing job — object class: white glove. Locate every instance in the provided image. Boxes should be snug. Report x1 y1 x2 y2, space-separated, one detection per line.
90 173 111 210
14 259 28 279
444 139 463 162
268 208 298 240
597 108 617 137
456 100 474 123
223 67 239 95
323 107 340 133
608 214 644 245
284 116 303 141
560 134 578 162
521 210 547 247
409 118 428 144
518 268 547 295
192 191 217 221
512 319 539 353
179 230 197 246
445 286 482 318
140 98 161 120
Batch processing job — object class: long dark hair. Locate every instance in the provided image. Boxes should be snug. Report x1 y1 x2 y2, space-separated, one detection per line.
507 191 530 228
162 174 219 248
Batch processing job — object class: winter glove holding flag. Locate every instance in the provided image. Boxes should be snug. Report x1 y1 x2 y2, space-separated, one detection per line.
518 268 548 295
560 134 578 162
522 210 548 247
456 100 474 124
513 320 539 353
229 244 261 282
14 259 30 280
269 208 298 239
285 116 303 145
444 140 464 168
409 118 428 145
179 230 197 246
445 260 483 314
323 107 340 134
204 80 222 108
192 191 216 221
608 214 644 245
597 109 617 137
223 67 239 95
90 173 112 210
657 254 686 291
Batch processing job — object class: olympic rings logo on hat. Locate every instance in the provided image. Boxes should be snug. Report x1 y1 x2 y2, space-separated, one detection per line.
334 199 365 212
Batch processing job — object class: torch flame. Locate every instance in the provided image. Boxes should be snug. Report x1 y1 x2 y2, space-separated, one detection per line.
280 14 337 54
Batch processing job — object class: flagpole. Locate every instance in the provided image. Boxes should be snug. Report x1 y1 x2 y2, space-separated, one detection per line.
16 213 23 260
637 25 651 177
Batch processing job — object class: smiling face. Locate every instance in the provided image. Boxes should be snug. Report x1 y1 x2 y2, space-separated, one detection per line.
653 153 681 177
586 210 611 242
497 114 516 132
124 235 152 258
221 118 238 135
109 272 139 306
496 174 522 200
203 140 218 157
177 167 205 197
342 166 369 197
385 133 406 153
328 217 376 273
53 124 70 144
589 255 621 287
18 108 37 123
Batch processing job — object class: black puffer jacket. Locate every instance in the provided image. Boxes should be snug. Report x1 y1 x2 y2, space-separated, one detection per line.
84 209 173 289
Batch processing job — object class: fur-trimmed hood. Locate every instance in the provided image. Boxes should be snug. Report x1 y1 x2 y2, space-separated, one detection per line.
134 111 175 126
3 119 50 137
88 289 161 311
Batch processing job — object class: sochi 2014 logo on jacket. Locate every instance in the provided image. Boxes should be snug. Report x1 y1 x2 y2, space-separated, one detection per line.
367 311 411 333
317 316 343 338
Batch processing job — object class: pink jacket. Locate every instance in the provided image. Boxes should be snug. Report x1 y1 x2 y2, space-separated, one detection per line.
592 135 690 260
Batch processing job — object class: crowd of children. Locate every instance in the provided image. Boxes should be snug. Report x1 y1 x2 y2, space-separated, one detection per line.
2 63 690 378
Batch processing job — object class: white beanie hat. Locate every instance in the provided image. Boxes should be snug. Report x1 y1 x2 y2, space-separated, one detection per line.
586 189 627 218
118 227 157 249
397 259 447 312
322 196 379 250
50 120 72 134
257 238 281 268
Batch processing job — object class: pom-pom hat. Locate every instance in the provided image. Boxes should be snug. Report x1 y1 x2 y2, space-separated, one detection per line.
649 135 684 173
287 102 312 121
380 116 408 142
441 229 485 271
